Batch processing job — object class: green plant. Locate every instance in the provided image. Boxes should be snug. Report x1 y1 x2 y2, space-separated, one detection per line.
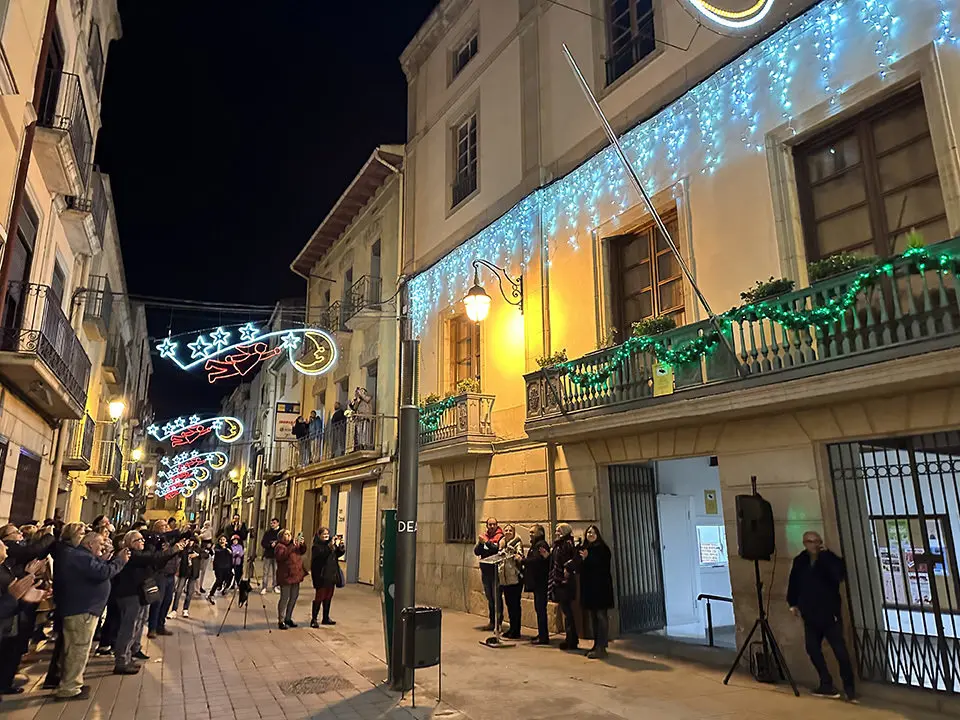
740 277 795 304
632 316 677 337
455 377 480 395
807 252 875 283
598 327 619 349
421 393 442 407
536 349 568 368
906 228 925 249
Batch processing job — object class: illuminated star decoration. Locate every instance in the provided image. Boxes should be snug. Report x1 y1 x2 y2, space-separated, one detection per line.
187 335 212 360
148 415 245 445
239 322 260 342
156 323 339 382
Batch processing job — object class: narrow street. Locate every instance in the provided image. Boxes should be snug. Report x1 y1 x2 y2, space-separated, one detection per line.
1 585 945 720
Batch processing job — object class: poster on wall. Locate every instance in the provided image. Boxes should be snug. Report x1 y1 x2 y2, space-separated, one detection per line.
275 402 301 441
875 517 951 609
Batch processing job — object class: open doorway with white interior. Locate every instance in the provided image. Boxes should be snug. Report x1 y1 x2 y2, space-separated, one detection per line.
609 457 735 648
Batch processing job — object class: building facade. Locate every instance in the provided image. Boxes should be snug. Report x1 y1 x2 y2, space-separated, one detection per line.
281 145 403 586
0 0 151 525
402 0 960 706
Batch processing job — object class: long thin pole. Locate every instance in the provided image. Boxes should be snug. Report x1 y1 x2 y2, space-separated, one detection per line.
561 44 743 375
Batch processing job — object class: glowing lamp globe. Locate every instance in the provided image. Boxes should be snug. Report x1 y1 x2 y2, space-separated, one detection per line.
108 400 126 421
464 283 491 323
131 447 144 462
229 468 239 480
145 477 155 488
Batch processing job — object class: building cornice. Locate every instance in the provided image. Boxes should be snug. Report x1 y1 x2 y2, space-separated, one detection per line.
400 0 472 81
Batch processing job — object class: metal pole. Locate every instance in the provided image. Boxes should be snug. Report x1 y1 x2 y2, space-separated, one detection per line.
390 309 419 691
561 44 743 376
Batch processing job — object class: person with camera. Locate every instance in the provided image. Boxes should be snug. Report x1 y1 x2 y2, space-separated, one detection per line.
171 535 202 617
550 523 581 651
206 536 233 603
498 524 524 639
524 524 551 645
274 529 307 629
579 525 614 659
310 528 345 628
110 531 185 675
474 518 504 632
260 518 281 595
143 519 180 638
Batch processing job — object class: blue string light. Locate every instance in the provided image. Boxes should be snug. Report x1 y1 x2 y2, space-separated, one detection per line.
407 0 954 336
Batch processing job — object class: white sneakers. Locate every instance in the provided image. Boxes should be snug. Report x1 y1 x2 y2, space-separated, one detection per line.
260 588 267 595
166 611 176 620
274 587 280 594
182 610 190 618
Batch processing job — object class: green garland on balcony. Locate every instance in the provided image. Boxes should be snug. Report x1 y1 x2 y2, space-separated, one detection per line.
419 395 459 433
558 245 960 390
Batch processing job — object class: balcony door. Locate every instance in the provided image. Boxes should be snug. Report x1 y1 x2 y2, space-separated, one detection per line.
9 449 41 525
38 23 65 127
3 200 38 333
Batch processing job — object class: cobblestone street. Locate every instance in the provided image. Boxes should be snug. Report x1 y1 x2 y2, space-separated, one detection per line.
0 585 951 720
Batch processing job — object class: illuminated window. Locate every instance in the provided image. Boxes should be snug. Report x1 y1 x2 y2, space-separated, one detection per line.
448 315 480 393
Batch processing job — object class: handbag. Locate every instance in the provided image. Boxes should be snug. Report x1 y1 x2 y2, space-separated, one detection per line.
335 565 345 589
141 576 161 605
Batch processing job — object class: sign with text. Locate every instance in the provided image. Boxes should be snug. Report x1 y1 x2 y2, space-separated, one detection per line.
275 402 301 441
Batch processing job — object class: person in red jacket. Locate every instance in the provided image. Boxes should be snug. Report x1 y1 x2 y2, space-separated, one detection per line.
273 530 306 630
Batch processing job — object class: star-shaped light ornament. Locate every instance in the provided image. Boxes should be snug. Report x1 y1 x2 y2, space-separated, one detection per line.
188 415 201 426
162 422 176 436
210 327 232 349
280 331 302 351
147 424 160 438
172 417 188 430
211 418 224 430
157 337 178 360
187 335 212 360
239 323 260 342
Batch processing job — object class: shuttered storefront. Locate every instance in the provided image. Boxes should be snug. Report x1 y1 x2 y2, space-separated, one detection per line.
357 481 378 585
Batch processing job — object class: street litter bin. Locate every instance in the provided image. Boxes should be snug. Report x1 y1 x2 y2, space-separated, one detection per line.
401 606 441 669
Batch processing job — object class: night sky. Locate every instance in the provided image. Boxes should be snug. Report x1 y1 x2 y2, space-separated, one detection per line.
95 1 438 418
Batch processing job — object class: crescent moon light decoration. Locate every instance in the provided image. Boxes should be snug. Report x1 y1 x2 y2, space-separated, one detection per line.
147 415 244 446
683 0 775 29
156 323 338 384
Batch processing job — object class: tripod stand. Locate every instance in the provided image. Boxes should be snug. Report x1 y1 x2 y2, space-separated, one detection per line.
723 557 799 696
215 554 272 637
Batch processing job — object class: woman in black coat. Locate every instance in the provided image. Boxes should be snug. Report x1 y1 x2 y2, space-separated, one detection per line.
579 525 614 659
310 528 345 628
523 524 551 645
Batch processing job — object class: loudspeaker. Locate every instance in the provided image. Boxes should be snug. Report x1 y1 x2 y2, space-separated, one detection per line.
736 493 775 561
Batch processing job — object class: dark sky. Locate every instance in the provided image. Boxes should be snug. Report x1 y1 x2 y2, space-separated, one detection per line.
96 1 438 418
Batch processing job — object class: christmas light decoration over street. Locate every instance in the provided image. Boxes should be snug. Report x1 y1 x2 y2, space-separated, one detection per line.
157 323 338 383
147 415 244 446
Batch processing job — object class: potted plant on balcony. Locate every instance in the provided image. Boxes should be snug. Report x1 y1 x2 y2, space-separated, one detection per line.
535 349 568 369
455 377 480 395
632 315 676 337
598 327 619 349
739 277 795 305
807 252 876 284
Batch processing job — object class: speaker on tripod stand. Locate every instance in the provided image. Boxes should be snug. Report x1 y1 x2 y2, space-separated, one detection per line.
723 476 799 696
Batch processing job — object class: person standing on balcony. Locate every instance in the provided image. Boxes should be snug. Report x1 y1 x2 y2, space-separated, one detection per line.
260 518 281 595
330 402 347 457
474 518 503 632
308 410 323 461
787 531 856 702
292 416 309 464
350 388 373 450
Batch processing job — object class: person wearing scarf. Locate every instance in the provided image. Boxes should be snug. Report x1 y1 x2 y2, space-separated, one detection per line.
549 523 581 651
474 517 504 631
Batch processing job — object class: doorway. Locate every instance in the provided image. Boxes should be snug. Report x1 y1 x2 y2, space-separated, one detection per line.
10 450 41 525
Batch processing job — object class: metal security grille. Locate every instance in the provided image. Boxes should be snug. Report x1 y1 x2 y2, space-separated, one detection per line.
609 464 666 633
828 432 960 693
444 479 475 544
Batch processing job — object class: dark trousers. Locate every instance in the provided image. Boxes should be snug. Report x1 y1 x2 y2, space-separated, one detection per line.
148 575 175 632
559 597 578 648
533 586 549 641
0 611 32 690
589 608 609 650
232 565 243 586
502 584 522 636
209 569 232 596
100 599 119 648
481 570 503 627
804 617 855 692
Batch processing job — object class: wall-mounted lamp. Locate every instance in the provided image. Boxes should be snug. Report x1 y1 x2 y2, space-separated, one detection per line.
463 259 523 322
108 399 126 421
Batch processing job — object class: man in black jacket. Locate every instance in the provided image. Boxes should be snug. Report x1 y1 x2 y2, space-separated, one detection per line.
260 518 281 595
787 531 855 701
220 514 249 546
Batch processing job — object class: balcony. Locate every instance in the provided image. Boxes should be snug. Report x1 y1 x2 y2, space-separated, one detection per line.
344 275 383 330
319 301 352 354
34 71 93 196
289 415 386 475
62 169 108 256
82 275 113 342
525 237 960 441
264 441 298 478
62 413 96 471
419 393 496 463
102 336 128 390
88 436 122 493
0 282 91 418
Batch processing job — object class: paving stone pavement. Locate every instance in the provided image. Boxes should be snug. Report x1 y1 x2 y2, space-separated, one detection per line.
0 584 952 720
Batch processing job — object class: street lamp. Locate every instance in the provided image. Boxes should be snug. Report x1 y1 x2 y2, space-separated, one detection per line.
145 477 155 489
131 447 143 462
108 399 126 421
229 468 239 481
463 259 523 322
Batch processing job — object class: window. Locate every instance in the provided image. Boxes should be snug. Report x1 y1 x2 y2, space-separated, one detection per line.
452 114 478 207
445 479 475 543
0 0 10 36
50 261 66 310
605 0 655 86
366 362 378 413
4 200 38 329
88 22 104 96
795 86 948 261
449 315 480 392
452 32 478 78
610 210 684 340
697 525 728 566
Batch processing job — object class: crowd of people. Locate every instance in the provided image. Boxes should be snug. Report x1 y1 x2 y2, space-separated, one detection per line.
291 388 375 464
475 518 614 659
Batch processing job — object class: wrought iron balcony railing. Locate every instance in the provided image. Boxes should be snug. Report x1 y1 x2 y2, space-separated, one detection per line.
65 168 108 241
103 335 128 388
526 236 960 423
0 282 91 407
293 414 385 468
319 301 349 332
82 274 113 333
63 412 96 470
93 438 123 485
419 393 495 446
37 71 93 186
344 275 382 323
